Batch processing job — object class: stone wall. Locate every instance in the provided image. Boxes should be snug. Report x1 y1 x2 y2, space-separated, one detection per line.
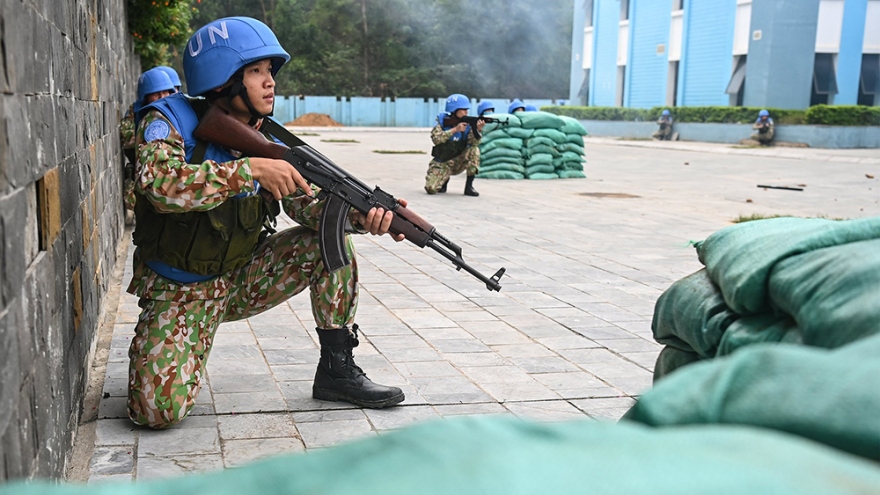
0 0 138 480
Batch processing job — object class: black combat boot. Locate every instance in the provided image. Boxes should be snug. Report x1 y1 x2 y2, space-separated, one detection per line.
313 325 405 408
438 178 449 193
464 175 480 196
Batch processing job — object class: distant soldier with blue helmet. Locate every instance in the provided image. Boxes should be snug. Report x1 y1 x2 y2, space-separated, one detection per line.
120 68 176 225
425 93 484 196
508 99 526 113
524 104 538 112
751 109 775 144
154 65 183 93
652 109 674 141
477 100 495 116
127 17 407 429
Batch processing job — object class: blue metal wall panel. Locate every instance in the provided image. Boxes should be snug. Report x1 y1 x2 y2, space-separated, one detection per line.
678 0 737 106
570 0 588 102
837 0 869 104
744 0 820 109
627 0 671 108
592 0 621 106
349 97 383 126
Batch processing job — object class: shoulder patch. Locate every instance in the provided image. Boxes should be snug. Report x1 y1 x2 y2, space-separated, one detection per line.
144 120 171 142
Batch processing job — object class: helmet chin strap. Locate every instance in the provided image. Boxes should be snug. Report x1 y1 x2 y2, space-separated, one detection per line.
228 79 274 127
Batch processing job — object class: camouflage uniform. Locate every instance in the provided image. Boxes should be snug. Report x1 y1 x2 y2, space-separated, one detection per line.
120 104 137 213
424 125 481 194
652 117 673 140
751 119 775 144
127 110 362 428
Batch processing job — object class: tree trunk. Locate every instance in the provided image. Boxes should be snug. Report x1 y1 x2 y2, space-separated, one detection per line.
361 0 370 94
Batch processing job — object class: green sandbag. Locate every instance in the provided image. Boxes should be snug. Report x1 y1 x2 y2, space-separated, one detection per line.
561 161 584 171
715 314 802 357
480 147 522 161
517 111 565 129
527 172 559 180
480 137 523 153
653 346 702 380
505 127 534 139
7 417 880 495
525 136 556 148
556 170 586 179
525 153 554 167
561 151 584 163
559 143 585 155
768 238 880 349
523 144 559 158
482 112 520 133
479 129 509 144
625 333 880 461
651 269 740 359
533 128 568 144
477 170 525 179
478 163 525 174
560 115 588 135
567 134 585 146
694 216 880 314
525 164 555 175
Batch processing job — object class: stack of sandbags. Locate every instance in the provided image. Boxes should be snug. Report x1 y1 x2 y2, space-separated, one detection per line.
650 216 880 380
556 116 588 179
476 113 525 179
517 111 564 179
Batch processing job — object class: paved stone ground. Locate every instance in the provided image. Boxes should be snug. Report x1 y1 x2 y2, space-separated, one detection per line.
79 130 880 483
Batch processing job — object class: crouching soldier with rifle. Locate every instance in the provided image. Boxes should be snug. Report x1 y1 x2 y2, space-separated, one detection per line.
425 94 485 196
128 17 413 428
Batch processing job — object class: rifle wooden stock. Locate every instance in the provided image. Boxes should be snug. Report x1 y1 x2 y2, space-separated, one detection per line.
193 104 505 291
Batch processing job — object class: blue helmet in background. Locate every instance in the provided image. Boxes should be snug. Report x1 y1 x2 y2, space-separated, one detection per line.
183 17 291 97
154 65 182 89
508 99 525 113
759 109 769 117
662 109 670 116
445 94 470 114
136 68 175 104
477 100 495 116
524 104 538 112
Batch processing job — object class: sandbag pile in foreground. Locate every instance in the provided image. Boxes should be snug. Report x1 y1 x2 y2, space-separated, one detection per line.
477 112 587 180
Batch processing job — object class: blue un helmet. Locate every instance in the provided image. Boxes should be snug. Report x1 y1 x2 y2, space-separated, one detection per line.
445 94 470 114
524 104 538 112
759 109 769 117
154 66 182 90
662 109 671 116
183 17 290 118
508 99 525 113
136 68 175 104
477 100 495 116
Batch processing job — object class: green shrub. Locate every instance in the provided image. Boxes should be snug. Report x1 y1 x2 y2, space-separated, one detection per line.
805 105 880 126
127 0 194 67
542 106 873 126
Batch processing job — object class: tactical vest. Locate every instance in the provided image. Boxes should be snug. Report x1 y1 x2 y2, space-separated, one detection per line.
430 112 471 162
133 93 279 277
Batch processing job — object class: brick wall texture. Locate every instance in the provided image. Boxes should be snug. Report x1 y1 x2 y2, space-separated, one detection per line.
0 0 138 480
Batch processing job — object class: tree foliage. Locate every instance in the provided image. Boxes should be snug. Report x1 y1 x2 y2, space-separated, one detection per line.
188 0 573 98
127 0 195 67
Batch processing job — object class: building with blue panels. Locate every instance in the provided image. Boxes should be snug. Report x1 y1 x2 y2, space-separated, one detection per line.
569 0 880 109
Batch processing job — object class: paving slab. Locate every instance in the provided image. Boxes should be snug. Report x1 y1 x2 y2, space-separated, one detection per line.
73 129 880 482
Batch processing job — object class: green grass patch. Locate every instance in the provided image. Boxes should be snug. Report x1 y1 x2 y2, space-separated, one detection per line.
732 213 846 224
297 132 320 136
372 149 426 154
321 139 360 143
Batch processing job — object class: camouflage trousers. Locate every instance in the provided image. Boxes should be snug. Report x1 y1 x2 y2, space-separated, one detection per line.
751 128 775 144
424 146 480 194
123 162 136 212
127 226 358 429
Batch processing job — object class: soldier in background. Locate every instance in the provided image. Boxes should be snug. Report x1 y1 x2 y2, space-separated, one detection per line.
478 100 495 116
751 109 775 145
425 93 484 196
652 109 674 141
508 99 526 113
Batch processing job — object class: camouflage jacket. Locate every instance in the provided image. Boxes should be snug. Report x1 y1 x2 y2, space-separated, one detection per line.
121 103 136 151
430 124 481 147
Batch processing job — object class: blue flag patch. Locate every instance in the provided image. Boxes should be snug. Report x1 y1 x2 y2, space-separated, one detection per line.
144 120 171 142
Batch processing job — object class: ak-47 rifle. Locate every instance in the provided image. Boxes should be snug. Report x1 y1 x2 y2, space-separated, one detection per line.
193 106 505 291
431 114 509 162
441 115 509 140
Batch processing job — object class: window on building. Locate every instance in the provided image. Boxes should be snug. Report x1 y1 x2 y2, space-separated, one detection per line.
811 53 838 105
616 66 626 106
858 54 879 106
578 69 591 106
725 55 747 106
671 0 683 10
667 61 679 106
620 0 629 21
584 0 594 27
